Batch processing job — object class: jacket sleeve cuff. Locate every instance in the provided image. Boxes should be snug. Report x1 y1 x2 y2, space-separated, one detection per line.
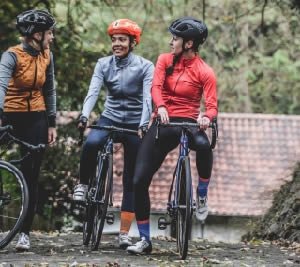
156 102 166 110
48 115 56 128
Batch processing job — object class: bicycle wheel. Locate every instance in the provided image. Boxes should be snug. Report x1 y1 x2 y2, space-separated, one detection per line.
91 153 113 250
0 160 29 249
176 157 192 259
82 167 98 246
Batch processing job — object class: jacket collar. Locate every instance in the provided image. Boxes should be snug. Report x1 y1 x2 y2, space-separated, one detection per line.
114 52 133 69
21 42 41 57
179 54 198 67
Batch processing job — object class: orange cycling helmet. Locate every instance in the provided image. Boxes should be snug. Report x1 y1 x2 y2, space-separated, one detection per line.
107 19 142 44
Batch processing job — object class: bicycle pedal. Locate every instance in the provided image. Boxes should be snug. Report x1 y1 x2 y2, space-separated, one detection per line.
158 217 170 230
192 200 197 211
106 213 114 225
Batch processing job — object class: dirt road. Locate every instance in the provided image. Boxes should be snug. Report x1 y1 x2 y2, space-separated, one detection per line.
0 231 299 266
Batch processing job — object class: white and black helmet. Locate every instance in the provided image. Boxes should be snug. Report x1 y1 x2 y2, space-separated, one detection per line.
168 17 208 45
16 9 55 36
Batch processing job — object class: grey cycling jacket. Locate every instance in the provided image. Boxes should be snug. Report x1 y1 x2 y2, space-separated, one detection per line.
81 52 154 128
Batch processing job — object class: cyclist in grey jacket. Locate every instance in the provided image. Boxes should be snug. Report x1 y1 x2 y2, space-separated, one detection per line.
73 19 154 249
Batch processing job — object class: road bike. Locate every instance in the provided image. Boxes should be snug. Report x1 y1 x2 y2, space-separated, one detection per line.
79 125 137 250
0 125 45 249
157 119 218 259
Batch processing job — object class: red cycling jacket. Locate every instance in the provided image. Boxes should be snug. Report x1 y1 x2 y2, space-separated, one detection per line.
151 53 218 121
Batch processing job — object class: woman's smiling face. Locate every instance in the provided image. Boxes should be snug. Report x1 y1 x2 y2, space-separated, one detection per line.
111 34 131 58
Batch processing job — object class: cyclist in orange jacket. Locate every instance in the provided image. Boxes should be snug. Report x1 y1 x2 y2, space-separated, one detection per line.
0 9 57 251
127 17 218 254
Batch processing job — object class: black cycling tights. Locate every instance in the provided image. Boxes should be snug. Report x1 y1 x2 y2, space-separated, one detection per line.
3 112 48 234
133 118 213 221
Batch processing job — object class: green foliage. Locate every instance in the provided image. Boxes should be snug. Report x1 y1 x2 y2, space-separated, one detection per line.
37 120 81 229
0 1 55 49
1 0 299 115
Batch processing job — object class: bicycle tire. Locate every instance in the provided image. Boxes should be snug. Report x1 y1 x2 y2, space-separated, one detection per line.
176 157 192 260
91 153 113 250
82 167 98 246
83 153 108 246
0 160 29 249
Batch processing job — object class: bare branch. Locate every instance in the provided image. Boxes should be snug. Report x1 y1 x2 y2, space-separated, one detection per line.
203 0 205 21
261 0 268 35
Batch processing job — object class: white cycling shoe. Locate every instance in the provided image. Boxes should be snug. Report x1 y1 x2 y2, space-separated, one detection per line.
195 193 209 222
73 184 88 202
15 232 30 251
119 233 132 249
127 237 152 254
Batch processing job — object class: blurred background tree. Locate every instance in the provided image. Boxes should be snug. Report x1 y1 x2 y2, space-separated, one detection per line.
0 0 299 229
1 0 299 114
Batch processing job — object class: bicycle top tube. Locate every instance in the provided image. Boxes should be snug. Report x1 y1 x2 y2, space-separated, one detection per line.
0 125 45 153
88 125 138 135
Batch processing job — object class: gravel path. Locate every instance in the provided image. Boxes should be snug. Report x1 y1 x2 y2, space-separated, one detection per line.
0 231 299 266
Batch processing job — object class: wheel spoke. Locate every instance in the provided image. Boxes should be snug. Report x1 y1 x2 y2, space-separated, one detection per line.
0 161 28 249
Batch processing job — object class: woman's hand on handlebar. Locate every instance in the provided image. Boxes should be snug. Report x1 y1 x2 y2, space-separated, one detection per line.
77 115 88 131
157 106 169 124
197 115 210 130
138 126 148 139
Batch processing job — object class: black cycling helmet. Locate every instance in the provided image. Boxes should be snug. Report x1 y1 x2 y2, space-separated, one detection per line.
168 16 208 45
16 9 55 36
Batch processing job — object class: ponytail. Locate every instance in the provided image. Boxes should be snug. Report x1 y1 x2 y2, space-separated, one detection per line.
165 54 181 76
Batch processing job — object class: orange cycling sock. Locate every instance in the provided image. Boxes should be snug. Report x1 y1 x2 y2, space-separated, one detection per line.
120 211 135 234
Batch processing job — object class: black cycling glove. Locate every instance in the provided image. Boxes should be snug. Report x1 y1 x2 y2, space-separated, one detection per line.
77 115 88 131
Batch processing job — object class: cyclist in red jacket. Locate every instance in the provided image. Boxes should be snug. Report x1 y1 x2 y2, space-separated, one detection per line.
127 17 218 254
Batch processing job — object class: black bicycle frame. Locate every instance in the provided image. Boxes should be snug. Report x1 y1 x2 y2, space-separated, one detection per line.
92 136 114 207
171 128 193 212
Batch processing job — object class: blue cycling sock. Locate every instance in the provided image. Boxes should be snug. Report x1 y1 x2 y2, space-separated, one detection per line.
137 219 150 242
198 177 210 198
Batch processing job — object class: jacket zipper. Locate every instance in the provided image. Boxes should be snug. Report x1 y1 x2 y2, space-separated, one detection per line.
27 59 37 112
173 65 185 95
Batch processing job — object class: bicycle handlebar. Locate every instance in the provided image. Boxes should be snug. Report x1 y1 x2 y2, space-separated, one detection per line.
88 125 138 135
78 125 138 146
156 118 218 149
0 125 13 134
0 125 46 153
158 122 213 128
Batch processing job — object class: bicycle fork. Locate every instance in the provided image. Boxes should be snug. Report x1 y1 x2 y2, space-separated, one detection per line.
92 141 115 226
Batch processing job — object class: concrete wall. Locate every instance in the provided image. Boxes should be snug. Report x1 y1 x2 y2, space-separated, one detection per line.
103 210 254 243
